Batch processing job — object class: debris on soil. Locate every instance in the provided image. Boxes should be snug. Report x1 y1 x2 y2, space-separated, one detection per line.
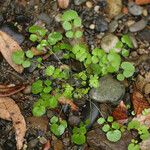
0 97 26 150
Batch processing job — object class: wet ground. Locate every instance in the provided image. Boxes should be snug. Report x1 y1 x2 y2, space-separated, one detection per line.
0 0 150 150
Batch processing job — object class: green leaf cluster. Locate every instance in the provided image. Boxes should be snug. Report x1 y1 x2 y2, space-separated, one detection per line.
50 116 67 136
45 65 70 79
12 50 34 68
61 10 83 39
71 121 89 145
97 116 123 142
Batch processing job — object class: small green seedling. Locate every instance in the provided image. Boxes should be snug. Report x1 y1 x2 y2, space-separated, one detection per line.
121 34 133 48
12 50 33 68
61 10 83 39
50 116 67 136
97 116 122 142
71 121 89 145
128 139 140 150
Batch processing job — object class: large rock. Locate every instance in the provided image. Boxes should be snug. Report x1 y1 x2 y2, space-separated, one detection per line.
106 0 122 18
101 34 120 53
89 75 125 105
87 128 134 150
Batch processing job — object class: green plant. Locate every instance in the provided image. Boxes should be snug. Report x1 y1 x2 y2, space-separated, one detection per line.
12 50 34 68
61 10 83 39
128 120 150 140
117 62 135 81
50 116 67 136
128 139 140 150
72 121 89 145
97 116 123 142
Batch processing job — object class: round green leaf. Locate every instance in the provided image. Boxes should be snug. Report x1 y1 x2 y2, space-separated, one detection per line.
73 17 82 27
45 65 55 76
32 106 46 116
12 51 25 65
62 10 78 21
102 124 110 132
72 133 86 145
29 34 38 42
26 50 34 58
106 130 122 142
62 21 72 30
75 30 83 38
97 117 105 125
65 31 74 38
22 60 31 68
117 74 125 81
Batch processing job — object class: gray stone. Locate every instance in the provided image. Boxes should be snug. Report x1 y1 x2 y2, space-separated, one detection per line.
109 20 118 32
0 24 25 44
95 16 108 32
68 114 81 126
129 19 147 32
74 0 86 5
38 13 52 26
101 34 120 53
128 2 143 16
82 101 99 129
138 29 150 42
87 128 134 150
89 75 125 105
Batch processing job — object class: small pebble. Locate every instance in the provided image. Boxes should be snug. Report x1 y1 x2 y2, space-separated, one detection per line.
86 1 93 8
89 24 95 29
23 85 32 94
74 0 86 5
94 5 100 12
128 2 143 16
142 9 148 16
129 19 147 32
126 20 135 27
109 20 118 32
39 137 47 144
101 34 121 53
130 51 138 58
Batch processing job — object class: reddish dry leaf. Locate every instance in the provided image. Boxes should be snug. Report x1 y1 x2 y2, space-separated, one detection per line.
135 0 150 5
0 84 25 97
0 31 24 73
58 96 78 111
57 0 69 9
131 90 150 116
112 101 128 123
42 140 51 150
0 97 26 150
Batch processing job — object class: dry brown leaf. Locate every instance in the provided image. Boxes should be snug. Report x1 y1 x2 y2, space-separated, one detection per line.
42 140 51 150
0 97 26 150
58 96 78 111
112 101 128 123
131 90 150 116
0 31 24 73
0 84 25 97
